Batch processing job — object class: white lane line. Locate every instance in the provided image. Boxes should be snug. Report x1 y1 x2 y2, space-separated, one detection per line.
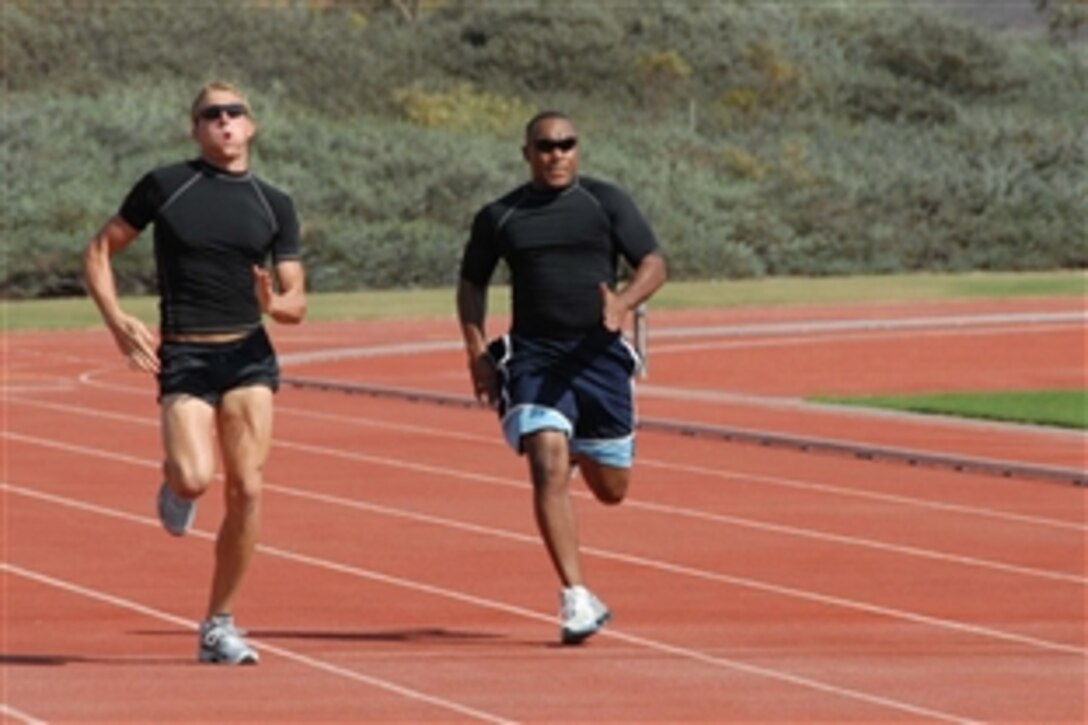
0 703 47 725
1 491 978 725
11 393 1084 534
3 433 1084 658
7 393 1088 583
273 401 1085 533
1 565 514 723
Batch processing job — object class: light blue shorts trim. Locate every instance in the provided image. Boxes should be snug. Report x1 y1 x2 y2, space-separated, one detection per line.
501 404 634 468
501 404 572 450
570 435 634 468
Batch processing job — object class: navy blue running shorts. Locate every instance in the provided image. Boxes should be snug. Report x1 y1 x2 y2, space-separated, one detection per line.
487 328 643 468
158 326 279 406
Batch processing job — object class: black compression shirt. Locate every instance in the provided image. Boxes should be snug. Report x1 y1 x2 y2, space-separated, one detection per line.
459 176 659 338
119 158 300 335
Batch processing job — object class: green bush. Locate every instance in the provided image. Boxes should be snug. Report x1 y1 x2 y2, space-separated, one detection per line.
1 0 1084 297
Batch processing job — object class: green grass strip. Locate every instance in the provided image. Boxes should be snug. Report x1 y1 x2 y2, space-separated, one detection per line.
3 270 1085 332
814 390 1088 430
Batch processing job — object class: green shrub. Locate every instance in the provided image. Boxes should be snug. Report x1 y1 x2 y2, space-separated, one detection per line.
1 0 1084 297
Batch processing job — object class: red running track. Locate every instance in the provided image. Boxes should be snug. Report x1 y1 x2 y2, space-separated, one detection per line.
1 297 1084 722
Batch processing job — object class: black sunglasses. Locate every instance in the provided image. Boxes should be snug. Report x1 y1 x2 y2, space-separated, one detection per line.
532 137 578 153
196 103 249 121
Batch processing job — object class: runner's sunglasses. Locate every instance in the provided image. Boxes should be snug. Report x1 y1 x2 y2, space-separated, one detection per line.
196 103 249 121
532 137 578 153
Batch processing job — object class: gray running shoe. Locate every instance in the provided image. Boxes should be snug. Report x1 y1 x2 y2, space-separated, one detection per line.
157 482 195 536
559 585 611 645
198 615 259 665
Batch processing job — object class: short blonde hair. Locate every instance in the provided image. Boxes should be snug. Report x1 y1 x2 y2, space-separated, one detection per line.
190 80 253 123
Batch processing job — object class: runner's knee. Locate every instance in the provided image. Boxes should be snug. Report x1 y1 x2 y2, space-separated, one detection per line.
164 460 215 499
580 462 629 505
524 432 572 491
224 471 262 516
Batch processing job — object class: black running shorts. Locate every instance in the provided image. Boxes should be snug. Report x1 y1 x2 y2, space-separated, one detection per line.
157 326 279 405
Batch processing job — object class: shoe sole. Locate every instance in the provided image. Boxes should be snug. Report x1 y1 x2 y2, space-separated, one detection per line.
561 610 612 645
198 651 259 665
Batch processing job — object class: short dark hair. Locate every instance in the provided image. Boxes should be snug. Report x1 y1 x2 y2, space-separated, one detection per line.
525 111 571 141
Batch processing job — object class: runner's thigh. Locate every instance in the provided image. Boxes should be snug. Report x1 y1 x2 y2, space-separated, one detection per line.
161 393 219 491
216 384 275 486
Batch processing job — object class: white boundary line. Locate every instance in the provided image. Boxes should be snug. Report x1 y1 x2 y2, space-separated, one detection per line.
647 324 1086 356
644 313 1087 340
269 311 1086 366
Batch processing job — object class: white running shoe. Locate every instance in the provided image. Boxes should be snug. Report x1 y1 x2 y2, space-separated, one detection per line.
559 585 611 645
157 482 195 536
198 615 259 665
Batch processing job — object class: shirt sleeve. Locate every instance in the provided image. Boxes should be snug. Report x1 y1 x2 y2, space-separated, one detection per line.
268 193 301 263
458 206 501 286
598 184 659 267
117 172 161 231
